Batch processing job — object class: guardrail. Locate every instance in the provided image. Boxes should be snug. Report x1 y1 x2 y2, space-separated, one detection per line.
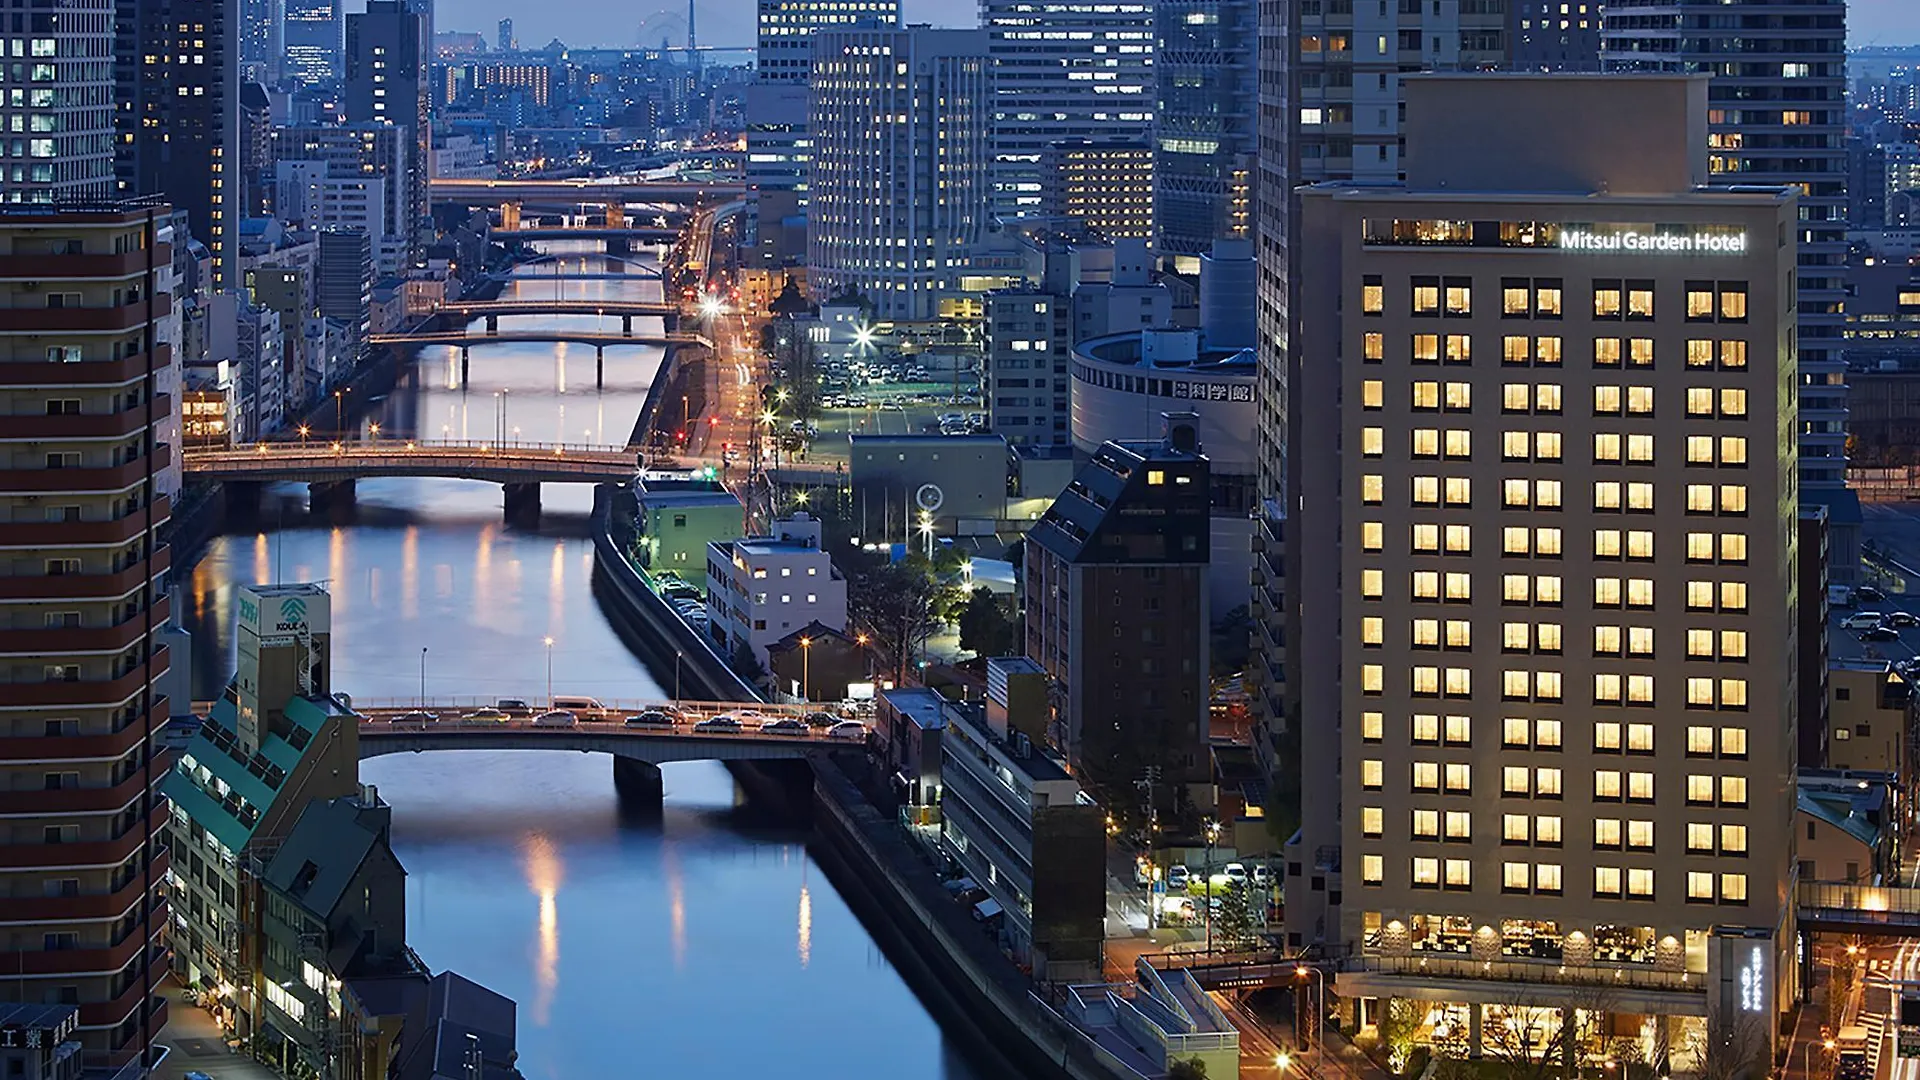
209 439 637 456
1344 953 1702 992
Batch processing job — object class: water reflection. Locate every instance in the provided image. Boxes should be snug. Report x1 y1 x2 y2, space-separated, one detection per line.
522 832 563 1027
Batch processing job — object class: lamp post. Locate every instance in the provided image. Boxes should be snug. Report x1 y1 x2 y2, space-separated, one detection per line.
298 424 310 446
1805 1038 1835 1080
543 636 555 710
419 647 427 706
1204 818 1220 955
800 636 812 703
1294 965 1327 1070
674 651 683 709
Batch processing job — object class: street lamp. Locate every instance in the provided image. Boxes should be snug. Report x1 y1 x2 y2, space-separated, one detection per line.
298 424 310 446
1806 1038 1835 1080
543 637 555 710
1295 965 1328 1070
800 636 812 703
1275 1054 1292 1073
1203 818 1220 954
368 422 380 440
419 647 428 706
674 651 683 708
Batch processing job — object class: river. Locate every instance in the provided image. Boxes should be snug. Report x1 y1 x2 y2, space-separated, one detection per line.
177 252 992 1080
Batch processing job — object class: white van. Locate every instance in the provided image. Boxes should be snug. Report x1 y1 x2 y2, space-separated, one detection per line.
1829 585 1855 609
550 696 606 716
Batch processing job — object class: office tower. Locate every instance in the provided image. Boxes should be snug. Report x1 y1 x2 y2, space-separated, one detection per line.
347 1 429 263
239 82 273 218
981 0 1154 221
316 228 373 342
1041 138 1154 241
273 125 413 274
0 0 115 202
806 26 990 321
1510 0 1601 71
1249 0 1292 784
985 289 1072 447
283 0 345 86
0 204 177 1074
496 16 513 51
1025 418 1212 796
1603 0 1850 543
1152 0 1254 267
744 0 902 202
115 0 240 288
238 0 284 81
1286 75 1797 1061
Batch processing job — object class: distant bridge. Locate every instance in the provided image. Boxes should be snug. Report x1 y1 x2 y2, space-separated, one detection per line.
370 328 710 351
440 298 681 321
432 177 745 207
491 225 681 242
490 251 665 282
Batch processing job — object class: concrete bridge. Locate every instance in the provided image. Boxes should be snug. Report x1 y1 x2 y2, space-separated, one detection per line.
491 225 681 243
432 177 745 208
369 326 710 385
185 441 641 520
489 252 665 282
439 298 682 326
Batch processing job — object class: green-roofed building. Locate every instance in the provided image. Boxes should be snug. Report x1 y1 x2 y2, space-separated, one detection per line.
161 583 360 1043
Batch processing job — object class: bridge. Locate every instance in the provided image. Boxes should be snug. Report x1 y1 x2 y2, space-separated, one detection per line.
185 441 641 520
1797 882 1920 935
491 225 681 243
370 326 710 385
440 298 682 321
432 177 746 208
490 252 665 282
350 700 865 805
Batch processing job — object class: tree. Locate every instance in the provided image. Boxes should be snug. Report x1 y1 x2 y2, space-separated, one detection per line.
730 643 767 685
956 587 1018 657
848 561 944 682
1214 880 1259 953
1168 1058 1208 1080
1376 996 1422 1075
1690 1012 1772 1080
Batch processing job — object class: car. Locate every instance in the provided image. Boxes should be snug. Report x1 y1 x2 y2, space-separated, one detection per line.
462 707 508 721
1222 862 1250 886
1889 612 1920 629
804 710 840 728
551 696 605 716
495 698 534 716
624 711 675 728
828 720 868 740
1858 585 1888 602
532 710 577 727
722 448 740 463
1251 864 1274 888
761 717 808 736
1862 625 1901 642
186 1072 215 1080
694 715 742 733
938 412 965 426
881 400 905 411
393 710 437 724
1841 612 1886 630
1166 865 1191 891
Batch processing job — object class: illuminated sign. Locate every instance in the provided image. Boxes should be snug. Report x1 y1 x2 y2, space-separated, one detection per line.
1739 945 1765 1012
1561 228 1749 255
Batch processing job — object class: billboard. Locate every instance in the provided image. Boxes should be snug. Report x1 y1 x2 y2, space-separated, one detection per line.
238 584 331 647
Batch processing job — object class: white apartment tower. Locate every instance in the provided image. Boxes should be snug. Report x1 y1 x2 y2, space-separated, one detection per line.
1287 75 1798 1068
745 0 902 201
806 26 991 321
980 0 1154 221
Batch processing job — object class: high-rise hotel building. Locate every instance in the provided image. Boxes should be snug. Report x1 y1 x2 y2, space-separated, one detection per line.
1285 75 1797 1063
0 205 177 1075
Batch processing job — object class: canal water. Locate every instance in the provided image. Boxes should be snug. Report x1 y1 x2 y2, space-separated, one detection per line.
177 252 992 1080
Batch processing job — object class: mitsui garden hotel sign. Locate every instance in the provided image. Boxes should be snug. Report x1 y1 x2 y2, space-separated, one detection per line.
1362 218 1751 253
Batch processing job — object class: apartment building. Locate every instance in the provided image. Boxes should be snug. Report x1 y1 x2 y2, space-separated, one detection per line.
704 513 848 670
0 205 177 1075
1287 75 1798 1065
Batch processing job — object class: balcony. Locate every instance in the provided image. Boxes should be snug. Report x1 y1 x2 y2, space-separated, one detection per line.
0 908 167 977
76 946 169 1028
0 595 171 654
0 245 173 281
0 293 172 333
0 751 172 815
0 846 165 922
0 445 171 495
0 810 166 870
0 396 171 440
0 643 170 707
0 544 170 600
0 495 170 547
0 347 172 387
0 697 166 762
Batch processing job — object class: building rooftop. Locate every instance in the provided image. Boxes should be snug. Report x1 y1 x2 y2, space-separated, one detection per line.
1799 770 1896 851
1076 332 1256 373
263 789 392 925
881 687 949 732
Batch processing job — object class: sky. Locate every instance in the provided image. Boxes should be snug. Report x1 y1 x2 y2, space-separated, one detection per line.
437 0 1911 54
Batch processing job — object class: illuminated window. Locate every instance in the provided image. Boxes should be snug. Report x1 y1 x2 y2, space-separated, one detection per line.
1412 278 1440 315
1412 857 1439 887
1720 388 1747 418
1594 866 1622 896
1626 531 1653 559
1594 385 1622 414
1361 712 1384 742
1688 629 1714 659
1412 429 1439 458
1594 281 1622 319
1594 720 1622 751
1595 816 1622 844
1626 281 1654 319
1362 664 1385 694
1362 475 1384 504
1721 775 1748 806
1363 332 1384 361
1361 760 1384 789
1362 427 1385 457
1362 569 1385 599
1361 807 1384 837
1445 429 1472 457
1362 521 1384 552
1686 387 1714 417
1719 285 1747 321
1721 726 1748 756
1444 278 1472 317
1444 859 1472 889
1628 339 1654 367
1413 523 1440 551
1504 431 1530 461
1721 437 1747 466
1536 863 1563 893
1594 337 1622 367
1361 616 1384 645
1537 816 1562 845
1720 823 1747 853
1362 854 1384 884
1721 873 1748 903
1444 764 1471 794
1413 334 1441 363
1413 808 1439 837
1445 382 1472 410
1503 814 1530 843
1503 280 1529 316
1627 434 1654 463
1720 581 1747 611
1445 714 1472 743
1446 335 1471 364
1686 282 1715 320
1720 485 1748 514
1535 767 1562 797
1504 862 1531 892
1503 766 1530 795
1363 380 1385 409
1537 281 1563 316
1626 386 1654 414
1720 340 1747 369
1627 868 1654 898
1686 339 1714 368
1535 718 1562 748
1362 276 1384 315
1504 336 1531 365
1688 871 1715 901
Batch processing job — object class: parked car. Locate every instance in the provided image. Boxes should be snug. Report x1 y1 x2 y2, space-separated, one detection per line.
828 720 868 741
495 698 535 716
1889 611 1920 629
1841 612 1886 630
462 707 508 722
1222 862 1250 886
804 711 839 728
624 711 675 729
1862 625 1901 642
760 717 808 736
1166 865 1192 891
1829 585 1856 608
551 696 605 716
1858 584 1888 602
533 710 577 727
1251 864 1274 888
695 715 742 733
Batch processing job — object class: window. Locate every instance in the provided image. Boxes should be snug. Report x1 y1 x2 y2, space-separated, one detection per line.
1594 280 1622 319
1719 284 1748 321
1628 339 1655 368
1687 281 1715 321
1536 767 1562 798
1595 771 1622 801
1722 726 1748 756
1688 871 1715 901
1445 429 1472 458
1362 569 1385 599
1361 760 1384 789
1504 862 1531 892
1362 427 1385 457
1721 873 1748 903
1537 816 1563 845
1504 336 1531 365
1720 340 1747 369
1414 334 1441 363
1444 764 1472 794
1444 858 1472 889
1537 864 1563 893
1445 382 1472 410
1503 279 1529 316
1720 388 1747 418
1361 616 1384 645
1362 712 1384 742
1594 385 1622 415
1412 857 1440 888
1626 386 1653 415
1503 814 1530 843
1363 664 1386 694
1413 429 1439 458
1362 276 1384 314
1361 807 1384 837
1503 766 1530 796
1444 277 1472 317
1363 332 1384 361
1687 339 1715 368
1627 281 1654 319
1362 854 1384 884
1362 522 1384 551
1595 866 1622 896
1536 280 1563 317
1594 338 1622 367
1721 776 1748 806
1363 380 1385 409
1627 868 1654 898
1412 277 1440 316
1595 433 1621 463
1595 721 1622 751
1362 475 1384 505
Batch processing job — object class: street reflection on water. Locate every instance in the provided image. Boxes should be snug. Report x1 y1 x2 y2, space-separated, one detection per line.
177 253 991 1079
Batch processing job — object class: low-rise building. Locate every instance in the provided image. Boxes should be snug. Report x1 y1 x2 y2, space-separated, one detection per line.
879 686 948 808
1826 658 1912 774
0 1006 81 1080
940 662 1105 981
635 474 745 588
1797 770 1900 884
765 622 871 704
849 434 1011 538
705 513 848 669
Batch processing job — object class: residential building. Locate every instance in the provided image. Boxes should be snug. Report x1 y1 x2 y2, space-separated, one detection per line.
633 474 746 587
0 0 115 202
984 288 1072 448
316 229 373 345
1025 419 1212 797
113 0 240 287
273 125 415 275
1510 0 1602 71
806 26 992 321
1603 0 1851 551
1288 75 1797 1060
1824 659 1910 775
283 0 345 87
1796 770 1899 885
704 513 848 670
981 0 1154 221
1151 0 1254 266
1041 138 1153 242
878 686 946 809
940 661 1106 980
347 1 430 263
0 205 176 1075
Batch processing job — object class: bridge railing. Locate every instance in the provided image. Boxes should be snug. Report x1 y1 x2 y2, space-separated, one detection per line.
208 439 636 457
1799 881 1920 923
347 697 860 721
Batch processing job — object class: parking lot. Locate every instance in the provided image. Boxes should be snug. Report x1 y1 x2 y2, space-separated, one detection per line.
1835 503 1920 666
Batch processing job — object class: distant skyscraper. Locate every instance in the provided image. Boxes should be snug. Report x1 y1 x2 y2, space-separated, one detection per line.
1152 0 1254 266
744 0 902 204
274 125 415 274
981 0 1154 221
807 26 991 320
239 0 284 82
347 0 429 262
284 0 345 86
496 16 514 51
115 0 241 286
1509 0 1601 71
1604 0 1851 553
0 0 115 201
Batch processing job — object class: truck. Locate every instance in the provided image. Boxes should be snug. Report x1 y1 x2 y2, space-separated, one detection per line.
1836 1023 1872 1080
